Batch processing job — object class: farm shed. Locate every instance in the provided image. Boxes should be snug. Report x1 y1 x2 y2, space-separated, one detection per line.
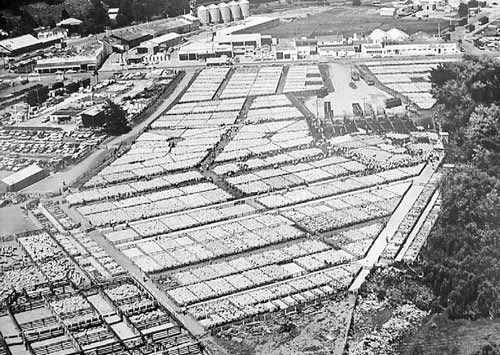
0 165 48 192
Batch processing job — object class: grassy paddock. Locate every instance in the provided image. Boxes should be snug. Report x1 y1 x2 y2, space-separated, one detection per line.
254 7 449 38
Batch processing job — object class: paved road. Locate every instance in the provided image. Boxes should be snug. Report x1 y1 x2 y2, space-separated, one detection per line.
23 70 196 194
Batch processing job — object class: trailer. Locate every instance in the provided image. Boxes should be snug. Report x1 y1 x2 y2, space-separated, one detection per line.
465 24 476 33
385 97 402 109
478 16 489 25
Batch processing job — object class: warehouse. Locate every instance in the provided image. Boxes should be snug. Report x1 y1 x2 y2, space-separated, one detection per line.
217 16 279 35
0 34 44 57
215 33 268 55
318 44 356 58
136 33 183 54
0 165 49 192
112 32 154 49
35 41 111 73
178 42 233 61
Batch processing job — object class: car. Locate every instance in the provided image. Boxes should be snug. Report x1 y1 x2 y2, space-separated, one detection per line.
366 79 375 86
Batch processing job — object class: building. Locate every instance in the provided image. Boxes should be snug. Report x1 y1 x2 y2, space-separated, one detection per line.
216 16 279 35
109 8 120 23
56 18 83 35
317 34 345 46
178 41 233 61
112 32 154 49
49 108 82 123
139 33 183 53
361 37 460 57
34 27 68 43
127 33 183 63
80 105 106 127
0 34 44 57
215 33 264 55
111 17 198 48
35 41 111 73
318 44 356 58
295 37 318 58
0 165 48 192
275 39 298 60
380 7 396 16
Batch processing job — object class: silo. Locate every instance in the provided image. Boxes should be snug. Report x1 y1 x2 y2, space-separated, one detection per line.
208 4 221 24
219 2 231 23
239 0 250 19
229 1 241 20
197 5 210 25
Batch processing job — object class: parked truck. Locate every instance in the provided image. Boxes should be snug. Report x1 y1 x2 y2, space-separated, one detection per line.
478 16 489 25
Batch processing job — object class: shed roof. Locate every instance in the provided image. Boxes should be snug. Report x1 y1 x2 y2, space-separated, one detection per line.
1 165 45 186
0 35 40 52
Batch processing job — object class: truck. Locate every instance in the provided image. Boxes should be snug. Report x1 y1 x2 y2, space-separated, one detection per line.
465 24 476 33
385 97 402 109
478 16 489 25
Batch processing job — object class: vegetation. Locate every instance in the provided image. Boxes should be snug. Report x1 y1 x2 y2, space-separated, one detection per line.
0 0 189 37
102 100 131 136
458 3 468 18
424 56 500 319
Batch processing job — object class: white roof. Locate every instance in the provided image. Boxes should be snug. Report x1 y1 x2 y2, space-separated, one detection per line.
1 164 45 186
369 29 387 42
386 28 409 41
57 18 83 26
0 34 40 52
215 33 261 42
217 16 278 36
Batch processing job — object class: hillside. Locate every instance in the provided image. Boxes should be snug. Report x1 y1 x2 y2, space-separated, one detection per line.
0 0 188 37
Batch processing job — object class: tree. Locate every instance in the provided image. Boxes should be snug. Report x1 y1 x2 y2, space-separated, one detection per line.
458 3 468 17
469 0 479 8
83 0 109 34
102 101 131 135
116 0 133 26
61 8 70 19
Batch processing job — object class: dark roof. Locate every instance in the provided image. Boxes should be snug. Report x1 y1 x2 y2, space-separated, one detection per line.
112 32 152 43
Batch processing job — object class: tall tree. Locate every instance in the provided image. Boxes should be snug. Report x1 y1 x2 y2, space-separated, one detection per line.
116 0 133 26
458 3 468 17
102 101 131 136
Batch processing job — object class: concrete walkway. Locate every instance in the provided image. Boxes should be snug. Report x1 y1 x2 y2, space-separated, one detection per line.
349 161 438 292
395 188 440 262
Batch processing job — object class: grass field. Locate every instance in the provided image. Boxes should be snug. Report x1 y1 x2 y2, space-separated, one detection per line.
256 7 449 38
0 206 38 236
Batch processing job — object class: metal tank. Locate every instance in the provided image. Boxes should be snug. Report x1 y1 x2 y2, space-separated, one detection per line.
208 4 221 24
239 0 250 19
229 1 241 21
197 5 210 25
219 2 231 23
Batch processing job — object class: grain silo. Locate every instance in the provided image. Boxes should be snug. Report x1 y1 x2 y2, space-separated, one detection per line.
197 5 210 25
208 4 221 24
239 0 250 19
229 1 241 20
219 2 231 23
